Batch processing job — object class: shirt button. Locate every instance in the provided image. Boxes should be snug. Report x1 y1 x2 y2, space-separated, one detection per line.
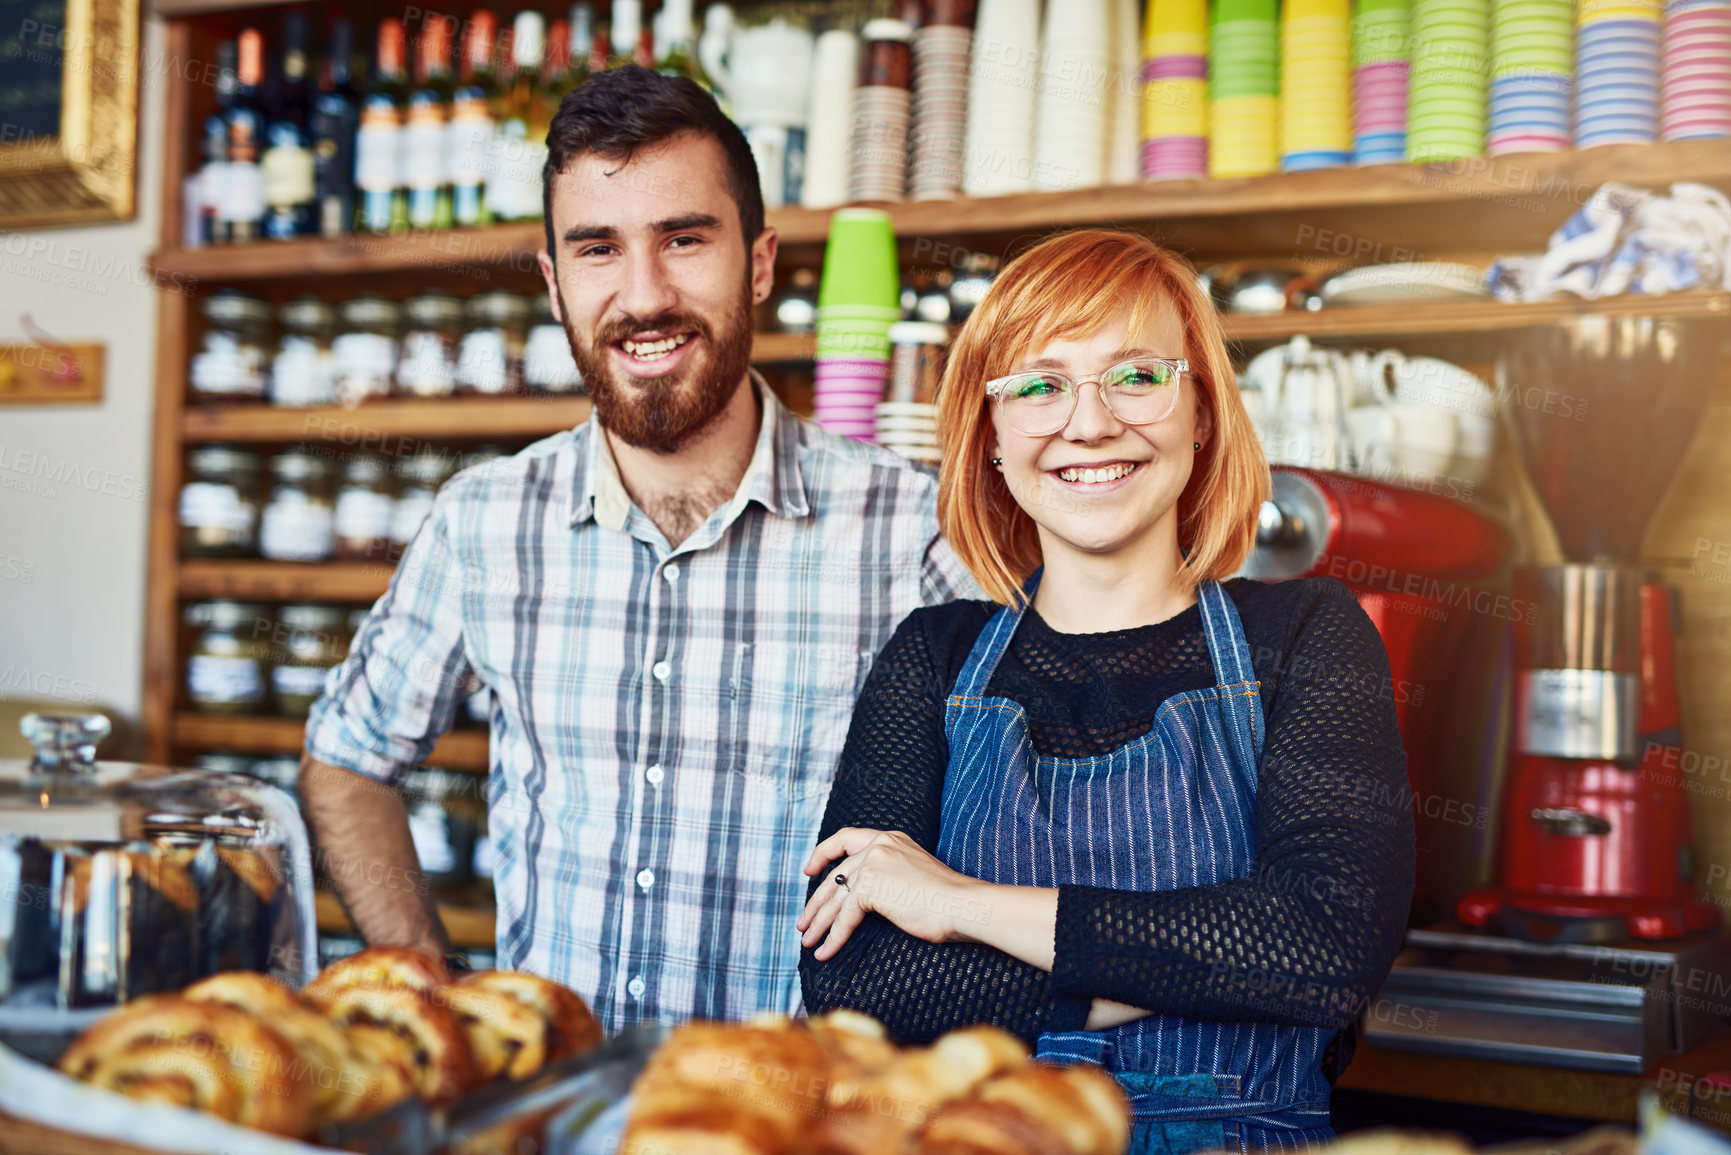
627 975 646 999
651 660 671 681
645 763 664 785
664 564 680 584
636 868 655 890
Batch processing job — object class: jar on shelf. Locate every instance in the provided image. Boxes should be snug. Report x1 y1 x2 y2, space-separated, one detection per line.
456 291 530 396
390 448 455 556
259 450 337 561
191 752 260 777
189 291 271 403
332 296 401 405
395 292 464 399
401 768 468 890
522 293 582 395
271 603 353 720
185 600 273 715
333 453 396 561
179 445 262 558
270 296 338 407
248 755 305 800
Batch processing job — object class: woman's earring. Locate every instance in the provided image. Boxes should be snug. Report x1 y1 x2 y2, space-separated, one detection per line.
1193 441 1201 451
991 456 1003 467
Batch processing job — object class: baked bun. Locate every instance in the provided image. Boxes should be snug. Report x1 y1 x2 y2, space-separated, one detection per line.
183 972 363 1125
460 969 602 1062
440 983 548 1082
59 994 311 1137
337 1022 420 1118
305 983 474 1104
303 945 450 999
913 1062 1131 1155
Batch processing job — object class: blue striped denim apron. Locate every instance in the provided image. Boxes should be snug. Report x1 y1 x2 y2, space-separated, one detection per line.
937 575 1335 1153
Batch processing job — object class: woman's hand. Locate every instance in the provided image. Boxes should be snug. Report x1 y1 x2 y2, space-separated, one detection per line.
797 828 993 961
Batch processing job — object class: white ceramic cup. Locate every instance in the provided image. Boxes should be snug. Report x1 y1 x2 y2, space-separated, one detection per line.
1347 401 1458 480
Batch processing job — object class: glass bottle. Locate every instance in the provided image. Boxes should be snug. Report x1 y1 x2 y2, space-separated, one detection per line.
179 446 263 558
656 0 709 86
258 450 337 561
396 292 463 398
449 10 499 228
490 11 545 222
610 0 651 67
198 40 237 245
332 295 401 404
262 9 316 239
332 453 397 561
190 291 272 403
404 16 456 230
312 18 361 239
542 18 574 108
356 18 409 234
224 28 268 244
272 604 353 720
568 2 597 90
185 601 274 715
270 295 337 407
457 291 530 396
523 291 582 394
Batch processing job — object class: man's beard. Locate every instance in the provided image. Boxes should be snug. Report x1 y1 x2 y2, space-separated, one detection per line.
561 281 755 455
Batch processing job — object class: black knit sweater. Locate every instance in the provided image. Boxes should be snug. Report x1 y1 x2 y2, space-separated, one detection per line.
799 576 1415 1050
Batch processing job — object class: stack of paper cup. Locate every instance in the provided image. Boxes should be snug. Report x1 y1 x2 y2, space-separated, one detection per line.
851 20 915 202
1488 0 1572 153
1106 0 1144 182
879 321 946 463
1209 0 1280 176
1576 0 1663 145
963 0 1041 194
1141 0 1210 178
803 30 861 209
1281 0 1354 169
1406 0 1489 160
1033 0 1112 189
815 209 901 442
911 0 978 199
1662 0 1731 139
1353 0 1410 162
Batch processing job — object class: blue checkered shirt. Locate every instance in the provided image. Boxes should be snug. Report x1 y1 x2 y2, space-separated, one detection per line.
305 379 979 1031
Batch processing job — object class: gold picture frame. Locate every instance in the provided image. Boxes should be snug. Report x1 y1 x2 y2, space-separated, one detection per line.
0 0 140 229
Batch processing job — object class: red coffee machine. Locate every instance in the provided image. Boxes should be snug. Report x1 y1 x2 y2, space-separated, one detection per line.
1456 314 1725 943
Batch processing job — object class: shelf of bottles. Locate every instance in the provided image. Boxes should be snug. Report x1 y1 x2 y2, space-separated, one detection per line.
186 0 714 252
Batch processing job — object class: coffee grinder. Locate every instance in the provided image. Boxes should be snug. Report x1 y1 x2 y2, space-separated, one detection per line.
1456 314 1725 943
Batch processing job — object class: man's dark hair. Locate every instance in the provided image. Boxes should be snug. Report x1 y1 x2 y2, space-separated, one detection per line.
542 66 764 259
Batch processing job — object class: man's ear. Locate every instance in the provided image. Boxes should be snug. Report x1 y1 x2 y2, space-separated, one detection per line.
751 226 780 304
537 250 562 323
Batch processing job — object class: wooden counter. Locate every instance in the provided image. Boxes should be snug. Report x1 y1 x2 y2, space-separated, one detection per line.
1339 1027 1731 1125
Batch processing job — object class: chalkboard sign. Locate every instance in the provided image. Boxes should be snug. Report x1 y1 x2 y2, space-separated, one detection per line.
0 0 68 143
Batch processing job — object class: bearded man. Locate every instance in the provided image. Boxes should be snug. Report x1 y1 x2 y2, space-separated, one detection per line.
299 68 976 1030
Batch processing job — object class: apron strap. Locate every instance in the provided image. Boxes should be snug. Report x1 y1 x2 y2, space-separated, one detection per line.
1196 580 1255 687
951 568 1040 701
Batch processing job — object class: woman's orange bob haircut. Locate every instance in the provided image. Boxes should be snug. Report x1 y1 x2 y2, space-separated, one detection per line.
937 229 1270 607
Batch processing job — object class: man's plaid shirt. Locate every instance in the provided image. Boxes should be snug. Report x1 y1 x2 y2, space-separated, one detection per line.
306 379 978 1031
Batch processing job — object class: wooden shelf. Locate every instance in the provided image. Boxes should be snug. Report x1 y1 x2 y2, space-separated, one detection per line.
316 889 495 950
181 395 591 444
179 559 393 601
147 140 1731 276
171 713 490 771
751 331 816 363
1225 290 1731 343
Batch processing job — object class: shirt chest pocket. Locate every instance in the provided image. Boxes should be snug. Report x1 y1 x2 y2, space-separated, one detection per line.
725 642 876 799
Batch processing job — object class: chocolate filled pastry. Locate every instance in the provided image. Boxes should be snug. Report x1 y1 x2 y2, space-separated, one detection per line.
190 843 283 976
306 983 474 1104
336 1022 421 1118
459 969 602 1062
440 982 548 1082
912 1063 1131 1155
809 1023 1027 1155
183 971 384 1126
59 993 312 1137
621 1019 830 1155
303 945 452 1000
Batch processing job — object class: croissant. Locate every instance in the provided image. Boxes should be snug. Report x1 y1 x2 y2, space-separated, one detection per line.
58 994 311 1137
304 983 474 1104
912 1062 1131 1155
302 945 451 1000
621 1020 830 1155
460 968 603 1062
440 982 549 1082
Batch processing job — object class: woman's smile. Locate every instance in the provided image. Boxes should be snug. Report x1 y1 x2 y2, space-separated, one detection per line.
1047 459 1146 490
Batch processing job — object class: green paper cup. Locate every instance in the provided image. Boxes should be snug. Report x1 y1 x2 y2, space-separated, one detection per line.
818 209 901 314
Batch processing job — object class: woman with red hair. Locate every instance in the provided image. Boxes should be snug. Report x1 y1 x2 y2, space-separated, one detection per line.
798 229 1414 1151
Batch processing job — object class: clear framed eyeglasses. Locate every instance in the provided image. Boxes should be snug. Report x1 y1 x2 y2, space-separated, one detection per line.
984 357 1188 436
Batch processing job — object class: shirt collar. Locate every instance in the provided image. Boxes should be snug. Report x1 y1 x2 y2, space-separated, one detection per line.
570 370 811 531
